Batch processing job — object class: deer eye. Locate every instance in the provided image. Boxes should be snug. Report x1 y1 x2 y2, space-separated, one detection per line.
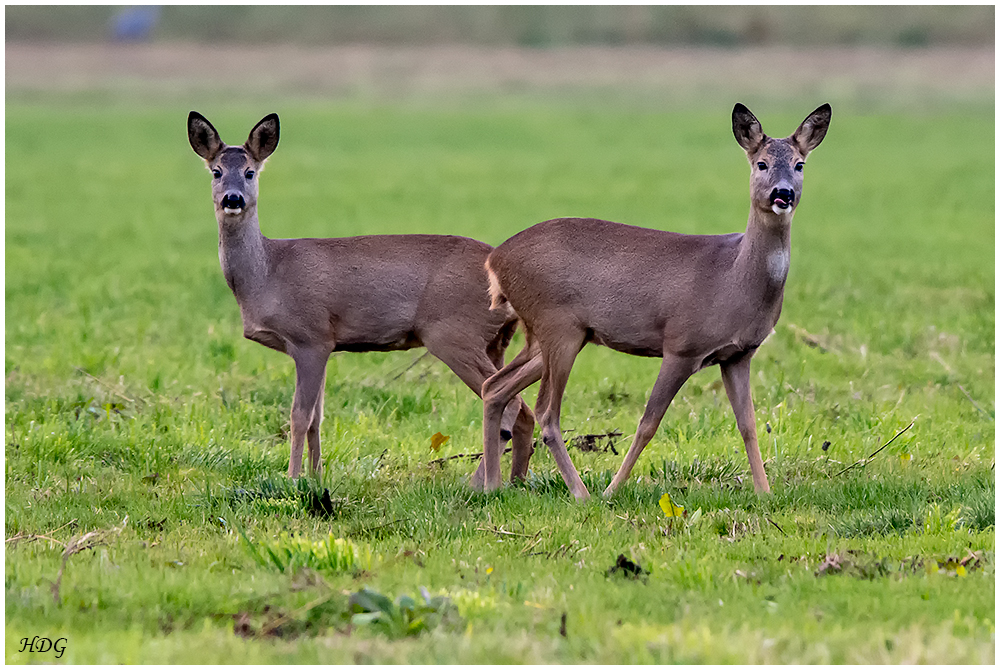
757 162 768 171
795 162 805 172
212 168 222 179
245 170 255 180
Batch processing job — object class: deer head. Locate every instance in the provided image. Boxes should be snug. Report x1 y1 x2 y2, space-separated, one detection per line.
187 112 280 223
733 103 831 220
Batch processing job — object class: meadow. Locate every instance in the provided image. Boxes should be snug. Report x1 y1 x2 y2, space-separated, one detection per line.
5 83 994 662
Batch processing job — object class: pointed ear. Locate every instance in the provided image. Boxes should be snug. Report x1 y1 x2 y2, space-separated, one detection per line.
732 103 765 155
246 113 279 162
791 103 831 156
188 111 223 161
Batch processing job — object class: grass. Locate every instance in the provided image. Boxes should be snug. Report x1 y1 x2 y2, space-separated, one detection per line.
5 97 994 663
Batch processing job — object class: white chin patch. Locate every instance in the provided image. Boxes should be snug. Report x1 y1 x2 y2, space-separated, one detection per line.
771 203 792 216
223 207 243 215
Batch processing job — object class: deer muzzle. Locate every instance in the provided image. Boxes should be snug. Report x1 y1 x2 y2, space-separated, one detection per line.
769 187 795 210
221 192 246 214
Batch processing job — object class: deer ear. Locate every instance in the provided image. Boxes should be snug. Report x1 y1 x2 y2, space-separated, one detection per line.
791 103 831 156
246 113 279 162
732 103 764 155
188 111 223 161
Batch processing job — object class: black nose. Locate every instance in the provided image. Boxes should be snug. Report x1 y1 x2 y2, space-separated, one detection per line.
221 192 245 210
770 188 795 209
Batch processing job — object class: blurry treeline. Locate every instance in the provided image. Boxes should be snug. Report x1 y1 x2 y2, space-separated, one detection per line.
6 5 994 47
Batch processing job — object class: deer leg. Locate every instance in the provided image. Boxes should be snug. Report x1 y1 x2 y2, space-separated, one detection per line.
473 398 535 484
424 337 532 489
536 338 590 501
306 367 327 475
720 353 771 493
507 402 535 481
481 344 543 491
288 348 330 479
485 318 531 446
604 354 698 497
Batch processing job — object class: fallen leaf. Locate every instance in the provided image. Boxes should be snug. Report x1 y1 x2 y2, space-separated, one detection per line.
659 492 684 518
429 432 450 452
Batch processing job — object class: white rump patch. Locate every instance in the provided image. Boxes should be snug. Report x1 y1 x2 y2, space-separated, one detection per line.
766 249 790 283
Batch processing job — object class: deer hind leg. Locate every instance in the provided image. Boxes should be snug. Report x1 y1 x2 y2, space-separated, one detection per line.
720 352 770 493
288 348 330 479
604 353 698 497
535 334 590 501
480 341 544 491
485 320 536 483
422 335 522 490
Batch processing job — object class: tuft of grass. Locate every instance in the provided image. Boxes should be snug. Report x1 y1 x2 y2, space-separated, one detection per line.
242 531 374 575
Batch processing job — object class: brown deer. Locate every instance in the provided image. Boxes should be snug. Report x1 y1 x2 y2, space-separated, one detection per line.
480 103 831 500
187 111 534 483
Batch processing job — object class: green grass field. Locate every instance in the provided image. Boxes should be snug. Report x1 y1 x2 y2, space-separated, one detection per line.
5 95 994 663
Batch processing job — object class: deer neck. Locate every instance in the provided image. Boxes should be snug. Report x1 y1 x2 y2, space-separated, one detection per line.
736 207 792 290
217 210 269 300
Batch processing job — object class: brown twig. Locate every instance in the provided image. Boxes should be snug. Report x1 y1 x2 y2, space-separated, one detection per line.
7 518 79 547
389 351 431 381
568 430 622 454
73 367 138 405
834 421 915 477
766 518 787 536
518 530 546 556
788 323 837 354
428 446 511 466
51 517 127 604
476 524 538 539
7 532 66 547
956 383 993 421
258 591 336 637
929 353 993 421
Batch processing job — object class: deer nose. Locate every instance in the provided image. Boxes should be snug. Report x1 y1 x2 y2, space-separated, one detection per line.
770 188 795 210
221 192 246 211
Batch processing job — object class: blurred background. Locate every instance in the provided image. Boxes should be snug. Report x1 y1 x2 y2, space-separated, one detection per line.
6 5 994 112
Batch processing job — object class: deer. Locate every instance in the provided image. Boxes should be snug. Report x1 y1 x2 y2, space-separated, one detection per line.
187 111 534 485
479 103 831 500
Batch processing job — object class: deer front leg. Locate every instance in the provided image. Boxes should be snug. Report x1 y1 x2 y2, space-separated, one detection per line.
306 367 327 474
470 398 534 488
720 353 770 493
288 348 330 479
507 400 535 481
603 354 698 497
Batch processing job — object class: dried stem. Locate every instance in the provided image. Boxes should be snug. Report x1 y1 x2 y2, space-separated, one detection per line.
834 421 914 477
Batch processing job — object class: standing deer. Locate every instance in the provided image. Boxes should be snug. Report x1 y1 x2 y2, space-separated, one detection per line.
480 103 831 500
187 111 534 483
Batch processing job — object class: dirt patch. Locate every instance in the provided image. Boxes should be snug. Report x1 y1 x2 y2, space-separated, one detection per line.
6 42 993 108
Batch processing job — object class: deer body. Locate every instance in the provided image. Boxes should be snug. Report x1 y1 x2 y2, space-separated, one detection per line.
189 112 534 481
224 231 500 355
481 103 831 500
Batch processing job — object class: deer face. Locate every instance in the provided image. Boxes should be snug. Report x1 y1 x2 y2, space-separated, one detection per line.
732 103 831 219
188 112 279 221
